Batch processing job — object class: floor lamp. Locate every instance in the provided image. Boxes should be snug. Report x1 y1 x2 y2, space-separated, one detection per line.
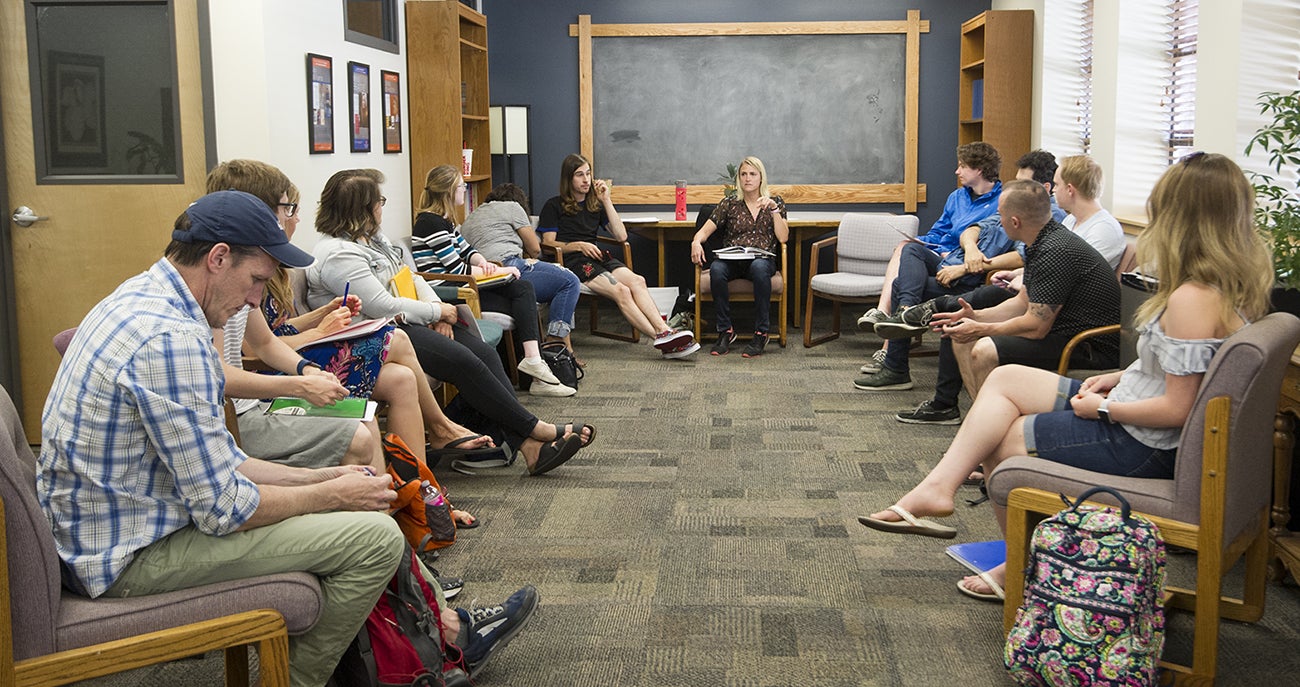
489 105 532 211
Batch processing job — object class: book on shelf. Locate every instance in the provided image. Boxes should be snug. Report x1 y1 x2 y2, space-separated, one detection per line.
971 78 984 120
713 245 776 260
945 539 1005 576
298 317 394 350
265 397 377 421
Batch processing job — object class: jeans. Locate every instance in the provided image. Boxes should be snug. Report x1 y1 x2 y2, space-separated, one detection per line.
477 278 541 342
932 285 1018 407
106 512 408 687
882 244 983 375
1023 377 1176 478
503 256 579 338
709 257 776 333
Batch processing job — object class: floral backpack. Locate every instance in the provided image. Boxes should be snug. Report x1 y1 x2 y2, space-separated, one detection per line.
1005 487 1167 686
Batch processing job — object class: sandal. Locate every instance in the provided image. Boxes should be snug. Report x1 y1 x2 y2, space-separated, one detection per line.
528 434 582 476
563 421 596 448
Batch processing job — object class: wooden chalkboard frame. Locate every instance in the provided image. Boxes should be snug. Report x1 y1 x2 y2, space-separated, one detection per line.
568 12 929 210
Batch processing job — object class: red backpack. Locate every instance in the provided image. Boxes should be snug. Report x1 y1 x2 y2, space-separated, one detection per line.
329 546 471 687
383 434 457 554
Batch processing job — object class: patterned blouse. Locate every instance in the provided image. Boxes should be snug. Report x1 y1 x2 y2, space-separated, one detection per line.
260 292 394 399
707 195 786 255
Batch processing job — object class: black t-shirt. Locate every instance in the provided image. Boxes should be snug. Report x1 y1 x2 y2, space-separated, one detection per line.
1023 219 1121 358
537 196 608 245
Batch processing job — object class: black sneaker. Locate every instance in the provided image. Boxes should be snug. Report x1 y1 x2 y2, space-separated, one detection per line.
459 585 539 678
873 300 936 340
895 400 961 425
438 575 465 600
856 307 888 331
852 366 913 391
711 330 737 355
741 331 770 358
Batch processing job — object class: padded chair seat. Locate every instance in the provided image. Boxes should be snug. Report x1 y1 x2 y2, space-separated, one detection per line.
475 318 504 348
987 457 1178 522
698 271 784 295
479 311 515 331
808 272 885 298
56 572 323 650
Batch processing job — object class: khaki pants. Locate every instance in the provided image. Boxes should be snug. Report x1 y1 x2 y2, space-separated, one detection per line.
105 511 407 687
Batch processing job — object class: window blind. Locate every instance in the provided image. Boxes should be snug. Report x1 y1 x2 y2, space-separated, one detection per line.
1164 0 1199 163
1041 0 1095 157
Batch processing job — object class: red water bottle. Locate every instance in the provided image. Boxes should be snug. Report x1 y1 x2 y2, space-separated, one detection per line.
674 180 687 221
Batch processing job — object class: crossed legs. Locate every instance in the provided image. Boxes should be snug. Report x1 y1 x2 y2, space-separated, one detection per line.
583 267 668 339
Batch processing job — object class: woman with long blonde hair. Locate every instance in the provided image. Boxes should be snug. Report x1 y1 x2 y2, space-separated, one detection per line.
856 152 1272 601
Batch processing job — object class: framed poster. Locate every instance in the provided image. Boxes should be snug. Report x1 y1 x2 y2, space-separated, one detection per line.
348 61 371 153
381 70 402 153
306 53 334 154
47 51 108 170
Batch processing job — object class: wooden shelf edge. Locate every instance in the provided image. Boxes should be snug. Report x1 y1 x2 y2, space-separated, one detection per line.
465 174 491 183
462 114 489 122
457 3 486 26
960 119 983 125
459 37 487 52
961 59 985 71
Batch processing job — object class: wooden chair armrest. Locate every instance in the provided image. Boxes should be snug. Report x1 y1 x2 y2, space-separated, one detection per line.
777 242 788 280
1056 324 1122 376
807 236 838 279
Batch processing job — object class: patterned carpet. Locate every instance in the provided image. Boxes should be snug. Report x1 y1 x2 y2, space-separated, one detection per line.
84 309 1300 686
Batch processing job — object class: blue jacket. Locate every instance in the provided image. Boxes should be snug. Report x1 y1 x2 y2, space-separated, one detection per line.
938 198 1065 268
918 181 1002 254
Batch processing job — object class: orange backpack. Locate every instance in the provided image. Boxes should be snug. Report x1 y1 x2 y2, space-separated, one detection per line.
383 433 457 553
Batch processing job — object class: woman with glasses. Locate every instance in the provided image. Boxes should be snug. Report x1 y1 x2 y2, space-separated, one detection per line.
306 168 595 476
856 154 1273 602
411 164 574 397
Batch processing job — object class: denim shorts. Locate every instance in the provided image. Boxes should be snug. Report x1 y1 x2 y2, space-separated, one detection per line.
1022 377 1176 479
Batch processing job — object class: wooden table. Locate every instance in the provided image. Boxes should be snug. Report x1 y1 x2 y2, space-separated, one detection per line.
620 211 849 325
1272 349 1300 580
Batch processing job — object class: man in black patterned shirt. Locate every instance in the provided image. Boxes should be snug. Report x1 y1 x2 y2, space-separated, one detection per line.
916 180 1119 420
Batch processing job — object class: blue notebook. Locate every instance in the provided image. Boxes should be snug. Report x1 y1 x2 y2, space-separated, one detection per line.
945 539 1005 575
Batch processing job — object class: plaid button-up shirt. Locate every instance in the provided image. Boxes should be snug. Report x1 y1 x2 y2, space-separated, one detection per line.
38 258 261 597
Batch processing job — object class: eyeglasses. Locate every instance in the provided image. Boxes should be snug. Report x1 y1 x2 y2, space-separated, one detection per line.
277 202 299 217
378 196 387 206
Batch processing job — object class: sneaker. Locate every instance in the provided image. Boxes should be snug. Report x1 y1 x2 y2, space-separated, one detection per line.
873 301 936 340
741 331 770 358
895 400 961 425
516 357 562 386
459 585 539 678
859 348 888 374
438 575 465 600
856 307 888 331
528 379 576 397
662 341 700 359
853 366 913 391
653 329 694 351
711 330 737 355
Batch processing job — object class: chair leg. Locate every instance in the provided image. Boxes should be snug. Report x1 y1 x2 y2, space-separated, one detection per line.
501 330 519 388
778 289 788 347
223 645 249 687
802 292 842 348
1003 500 1033 632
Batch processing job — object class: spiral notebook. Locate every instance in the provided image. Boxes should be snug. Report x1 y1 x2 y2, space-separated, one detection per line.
945 539 1006 575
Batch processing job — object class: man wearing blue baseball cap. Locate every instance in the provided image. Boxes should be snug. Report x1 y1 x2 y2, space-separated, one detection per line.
37 190 404 687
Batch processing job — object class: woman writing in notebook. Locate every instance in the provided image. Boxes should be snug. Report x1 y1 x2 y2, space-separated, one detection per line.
306 168 595 476
411 164 573 397
537 153 699 359
856 155 1272 602
690 156 788 357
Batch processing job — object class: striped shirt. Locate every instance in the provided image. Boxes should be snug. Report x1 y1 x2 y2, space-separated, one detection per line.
411 212 479 276
38 258 261 597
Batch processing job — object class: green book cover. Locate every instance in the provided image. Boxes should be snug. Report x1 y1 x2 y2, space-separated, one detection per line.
265 397 374 420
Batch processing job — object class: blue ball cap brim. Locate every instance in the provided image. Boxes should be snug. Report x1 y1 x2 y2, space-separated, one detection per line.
176 190 314 268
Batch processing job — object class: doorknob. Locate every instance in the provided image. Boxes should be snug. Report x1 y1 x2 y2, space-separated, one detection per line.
12 206 48 227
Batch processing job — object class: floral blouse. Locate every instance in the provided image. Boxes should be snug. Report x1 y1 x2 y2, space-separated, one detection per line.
707 195 786 255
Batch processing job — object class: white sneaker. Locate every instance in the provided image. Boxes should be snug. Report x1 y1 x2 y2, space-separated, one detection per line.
653 329 695 351
517 357 562 386
529 380 576 397
662 342 700 359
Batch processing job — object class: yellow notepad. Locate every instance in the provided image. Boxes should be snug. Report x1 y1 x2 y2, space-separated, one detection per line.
390 266 418 299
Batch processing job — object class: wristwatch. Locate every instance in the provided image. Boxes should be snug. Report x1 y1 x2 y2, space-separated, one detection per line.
1096 397 1115 424
296 359 320 375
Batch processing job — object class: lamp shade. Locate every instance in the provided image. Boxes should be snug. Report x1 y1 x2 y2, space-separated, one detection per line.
489 105 529 155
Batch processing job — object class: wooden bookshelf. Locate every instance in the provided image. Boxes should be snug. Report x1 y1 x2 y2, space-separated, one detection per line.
958 10 1033 182
406 0 491 221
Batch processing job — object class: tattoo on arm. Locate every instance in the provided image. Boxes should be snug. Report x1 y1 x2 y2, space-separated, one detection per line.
1028 302 1061 322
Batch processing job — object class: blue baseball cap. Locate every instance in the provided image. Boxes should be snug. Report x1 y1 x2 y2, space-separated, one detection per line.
174 190 314 268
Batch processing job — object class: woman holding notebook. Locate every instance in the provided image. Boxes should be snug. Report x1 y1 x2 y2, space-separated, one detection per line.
690 156 788 357
306 168 595 476
411 164 573 397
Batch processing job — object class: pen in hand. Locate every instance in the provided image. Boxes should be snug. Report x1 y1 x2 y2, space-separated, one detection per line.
342 282 350 307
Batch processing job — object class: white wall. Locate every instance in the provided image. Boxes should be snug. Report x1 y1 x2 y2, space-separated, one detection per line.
207 0 411 252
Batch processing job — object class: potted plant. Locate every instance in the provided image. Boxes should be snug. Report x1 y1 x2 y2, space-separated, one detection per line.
716 163 738 199
1245 90 1300 310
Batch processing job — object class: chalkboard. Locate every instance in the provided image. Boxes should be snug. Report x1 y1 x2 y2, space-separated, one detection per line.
591 33 906 187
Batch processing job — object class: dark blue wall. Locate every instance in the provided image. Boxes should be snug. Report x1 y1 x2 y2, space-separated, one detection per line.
482 0 991 230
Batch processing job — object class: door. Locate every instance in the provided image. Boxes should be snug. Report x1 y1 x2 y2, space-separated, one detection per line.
1 0 209 440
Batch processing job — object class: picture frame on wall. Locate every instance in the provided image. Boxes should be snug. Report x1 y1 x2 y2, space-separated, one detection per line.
47 50 108 170
306 53 334 154
381 70 401 153
348 61 371 153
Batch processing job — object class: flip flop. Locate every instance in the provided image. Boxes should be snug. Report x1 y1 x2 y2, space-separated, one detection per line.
564 421 596 448
956 571 1005 602
429 435 503 460
857 505 957 539
528 433 582 476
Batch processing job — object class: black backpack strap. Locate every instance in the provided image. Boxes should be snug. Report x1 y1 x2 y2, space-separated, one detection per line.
388 551 448 673
1068 486 1132 520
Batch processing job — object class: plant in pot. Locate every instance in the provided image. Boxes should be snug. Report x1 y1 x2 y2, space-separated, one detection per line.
1245 89 1300 313
716 163 738 199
